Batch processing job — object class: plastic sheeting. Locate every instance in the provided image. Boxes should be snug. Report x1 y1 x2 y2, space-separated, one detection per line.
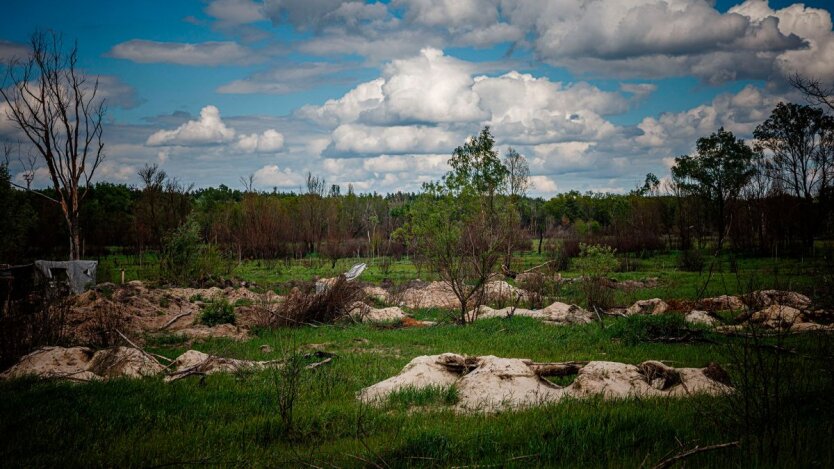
33 260 97 294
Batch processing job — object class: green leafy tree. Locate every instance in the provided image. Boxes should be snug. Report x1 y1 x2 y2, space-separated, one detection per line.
0 162 35 263
407 127 518 323
671 128 757 251
754 102 833 247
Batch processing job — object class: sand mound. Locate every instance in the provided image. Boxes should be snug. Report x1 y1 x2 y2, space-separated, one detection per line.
0 346 98 381
1 346 278 382
744 290 811 310
472 301 594 325
66 281 284 344
164 350 281 382
357 353 462 403
359 353 732 413
1 346 163 381
363 286 391 304
625 298 669 315
685 310 720 326
348 302 407 323
455 355 563 412
399 281 528 309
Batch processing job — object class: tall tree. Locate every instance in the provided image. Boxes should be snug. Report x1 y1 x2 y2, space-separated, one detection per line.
754 102 833 202
754 102 834 247
407 127 517 323
671 128 756 251
0 31 105 260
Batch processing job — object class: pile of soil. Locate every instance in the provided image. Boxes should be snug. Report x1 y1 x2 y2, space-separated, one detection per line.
471 301 594 325
67 281 277 344
359 353 731 413
398 280 529 309
0 346 281 382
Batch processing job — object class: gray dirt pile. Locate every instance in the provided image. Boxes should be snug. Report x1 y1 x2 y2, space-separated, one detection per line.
470 301 594 325
359 353 731 413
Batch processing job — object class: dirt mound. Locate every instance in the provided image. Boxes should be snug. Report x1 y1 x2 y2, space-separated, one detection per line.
65 281 284 344
398 281 528 309
348 302 407 323
1 346 278 382
697 295 745 312
164 350 281 382
609 278 660 290
472 301 594 325
685 310 720 326
455 355 563 412
357 353 462 403
0 346 98 381
1 346 163 381
363 286 391 303
359 353 732 413
85 346 166 379
744 290 812 310
569 360 729 399
625 298 669 315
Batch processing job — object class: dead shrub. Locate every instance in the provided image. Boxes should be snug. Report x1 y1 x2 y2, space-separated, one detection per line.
80 302 128 348
0 285 71 370
267 277 363 327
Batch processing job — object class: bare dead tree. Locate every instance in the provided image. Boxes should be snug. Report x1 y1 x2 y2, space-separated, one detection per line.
790 72 834 113
0 31 106 260
240 173 255 193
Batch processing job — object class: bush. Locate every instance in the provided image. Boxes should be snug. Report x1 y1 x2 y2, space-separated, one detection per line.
277 276 363 327
160 220 233 286
574 243 619 310
0 285 71 370
607 314 691 345
678 248 705 272
544 237 580 271
200 298 236 326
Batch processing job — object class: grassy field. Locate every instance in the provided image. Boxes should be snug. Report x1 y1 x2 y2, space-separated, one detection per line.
97 246 833 306
4 248 832 467
2 316 832 467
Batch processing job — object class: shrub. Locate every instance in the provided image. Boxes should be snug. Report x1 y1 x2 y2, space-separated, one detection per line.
160 220 233 287
573 243 619 310
678 248 705 272
200 298 236 326
544 237 580 271
277 276 364 327
607 314 691 345
0 285 71 370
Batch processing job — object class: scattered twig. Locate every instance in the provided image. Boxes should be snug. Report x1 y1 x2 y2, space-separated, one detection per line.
115 329 164 368
305 357 332 370
651 441 739 469
160 311 192 330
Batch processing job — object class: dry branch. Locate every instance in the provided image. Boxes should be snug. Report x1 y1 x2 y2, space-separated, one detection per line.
159 311 192 330
651 441 739 469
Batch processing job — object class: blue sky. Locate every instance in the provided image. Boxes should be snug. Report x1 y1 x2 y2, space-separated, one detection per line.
2 0 834 195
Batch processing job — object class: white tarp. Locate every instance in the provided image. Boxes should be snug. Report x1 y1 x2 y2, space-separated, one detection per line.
34 260 97 294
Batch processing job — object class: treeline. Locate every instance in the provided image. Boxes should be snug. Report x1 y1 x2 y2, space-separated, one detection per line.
3 101 833 266
2 168 831 267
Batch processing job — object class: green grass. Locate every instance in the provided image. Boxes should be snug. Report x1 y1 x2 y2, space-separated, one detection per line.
97 247 830 306
2 317 832 467
14 247 829 466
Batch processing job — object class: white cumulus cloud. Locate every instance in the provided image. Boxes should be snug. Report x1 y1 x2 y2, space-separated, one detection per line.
147 106 237 146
